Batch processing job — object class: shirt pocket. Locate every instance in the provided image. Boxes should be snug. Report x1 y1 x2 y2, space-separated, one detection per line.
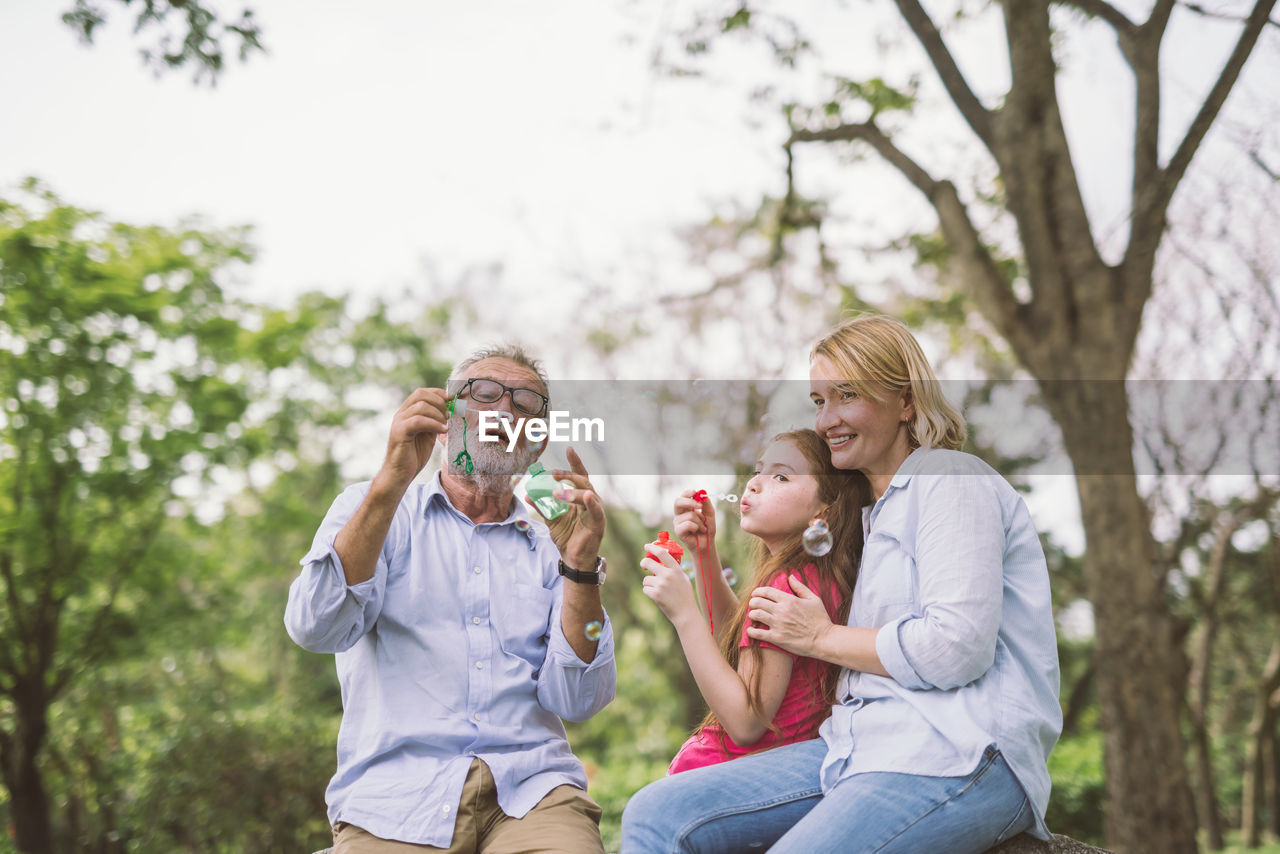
855 532 917 626
495 582 555 668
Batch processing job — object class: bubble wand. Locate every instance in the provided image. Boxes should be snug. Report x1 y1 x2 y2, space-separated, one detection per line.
445 397 473 474
691 489 714 633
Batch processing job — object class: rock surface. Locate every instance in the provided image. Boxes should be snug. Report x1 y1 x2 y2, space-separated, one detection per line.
313 833 1111 854
989 833 1113 853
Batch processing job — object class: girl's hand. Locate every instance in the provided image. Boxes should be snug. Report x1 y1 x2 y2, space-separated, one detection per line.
673 489 716 552
640 545 699 627
745 575 833 658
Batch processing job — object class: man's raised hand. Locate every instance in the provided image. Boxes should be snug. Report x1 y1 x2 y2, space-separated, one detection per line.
376 388 450 494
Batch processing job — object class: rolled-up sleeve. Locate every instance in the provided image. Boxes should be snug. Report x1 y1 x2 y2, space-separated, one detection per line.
537 599 617 722
876 471 1005 691
284 483 393 654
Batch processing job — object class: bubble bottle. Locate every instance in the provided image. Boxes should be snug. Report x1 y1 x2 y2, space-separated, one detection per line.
526 462 569 520
644 530 684 566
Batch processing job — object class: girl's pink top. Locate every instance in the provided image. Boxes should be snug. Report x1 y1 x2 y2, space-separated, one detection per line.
668 564 843 774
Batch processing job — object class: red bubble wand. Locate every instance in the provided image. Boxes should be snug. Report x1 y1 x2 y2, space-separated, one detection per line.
691 489 713 633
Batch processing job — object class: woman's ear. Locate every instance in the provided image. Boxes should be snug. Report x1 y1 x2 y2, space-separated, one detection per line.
900 385 915 422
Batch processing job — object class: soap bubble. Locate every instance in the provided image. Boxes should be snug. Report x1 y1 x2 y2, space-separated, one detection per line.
515 519 531 532
584 621 603 641
682 557 696 581
802 519 833 556
448 398 468 417
722 493 739 504
722 567 738 586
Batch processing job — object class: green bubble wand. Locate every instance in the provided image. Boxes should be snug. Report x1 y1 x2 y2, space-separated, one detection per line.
446 397 473 474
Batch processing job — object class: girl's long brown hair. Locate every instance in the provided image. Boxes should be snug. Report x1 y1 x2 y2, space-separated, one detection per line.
695 429 870 749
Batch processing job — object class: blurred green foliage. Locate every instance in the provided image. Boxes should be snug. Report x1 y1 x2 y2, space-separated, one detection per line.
3 182 1278 853
1045 729 1106 845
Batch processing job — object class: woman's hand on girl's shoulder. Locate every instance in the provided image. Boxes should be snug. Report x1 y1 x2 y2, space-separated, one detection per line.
672 489 716 552
745 575 835 658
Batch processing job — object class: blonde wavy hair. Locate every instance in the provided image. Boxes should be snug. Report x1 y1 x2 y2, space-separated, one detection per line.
810 315 966 451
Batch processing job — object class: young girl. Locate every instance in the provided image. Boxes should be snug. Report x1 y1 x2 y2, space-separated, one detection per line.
640 429 870 773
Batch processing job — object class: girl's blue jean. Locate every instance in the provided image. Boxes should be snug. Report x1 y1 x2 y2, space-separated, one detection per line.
620 739 1032 854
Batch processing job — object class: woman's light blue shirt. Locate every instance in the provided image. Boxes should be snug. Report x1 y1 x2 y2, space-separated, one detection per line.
819 447 1062 838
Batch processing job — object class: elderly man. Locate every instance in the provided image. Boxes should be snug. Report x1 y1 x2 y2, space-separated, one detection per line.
286 344 615 854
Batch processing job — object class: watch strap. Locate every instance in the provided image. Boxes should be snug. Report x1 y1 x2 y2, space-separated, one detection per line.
558 557 604 585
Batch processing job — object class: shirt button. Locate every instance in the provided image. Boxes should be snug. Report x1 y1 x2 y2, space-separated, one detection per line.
472 616 481 625
442 805 450 814
473 566 482 574
472 712 481 721
475 661 483 670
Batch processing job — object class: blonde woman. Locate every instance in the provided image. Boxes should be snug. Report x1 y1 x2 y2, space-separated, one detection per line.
622 316 1061 854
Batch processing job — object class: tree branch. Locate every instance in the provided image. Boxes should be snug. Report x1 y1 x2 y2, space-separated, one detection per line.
1181 1 1280 29
790 122 1033 354
1059 0 1137 35
892 0 996 150
1129 0 1177 221
1153 0 1277 217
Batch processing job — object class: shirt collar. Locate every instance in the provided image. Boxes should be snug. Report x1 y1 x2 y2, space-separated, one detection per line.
422 472 540 550
884 445 931 495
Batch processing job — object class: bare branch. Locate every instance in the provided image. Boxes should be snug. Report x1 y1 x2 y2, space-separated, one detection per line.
1248 148 1279 181
1058 0 1137 34
892 0 996 150
1181 1 1280 28
790 122 1033 353
1153 0 1278 217
1129 0 1177 212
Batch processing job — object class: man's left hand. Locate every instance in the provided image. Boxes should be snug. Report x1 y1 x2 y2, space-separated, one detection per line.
531 446 605 571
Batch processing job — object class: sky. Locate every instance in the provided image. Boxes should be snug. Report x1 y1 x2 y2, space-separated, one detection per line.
2 0 771 308
4 0 1276 573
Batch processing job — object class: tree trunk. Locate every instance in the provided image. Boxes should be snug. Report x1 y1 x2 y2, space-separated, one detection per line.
1190 719 1222 850
1186 514 1236 851
1269 709 1280 839
1243 640 1280 847
0 683 54 854
1041 378 1198 854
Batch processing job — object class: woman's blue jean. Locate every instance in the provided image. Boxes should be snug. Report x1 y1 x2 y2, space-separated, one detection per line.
620 739 1032 853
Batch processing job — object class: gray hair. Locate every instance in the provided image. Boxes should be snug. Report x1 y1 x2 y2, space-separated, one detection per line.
447 342 550 401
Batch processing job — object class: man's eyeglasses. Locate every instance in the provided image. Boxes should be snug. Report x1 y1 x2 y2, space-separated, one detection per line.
455 378 549 417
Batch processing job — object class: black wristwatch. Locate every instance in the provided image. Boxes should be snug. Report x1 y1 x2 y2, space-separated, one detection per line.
558 556 607 585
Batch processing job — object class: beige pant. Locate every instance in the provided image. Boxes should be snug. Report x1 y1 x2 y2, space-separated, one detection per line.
332 759 604 854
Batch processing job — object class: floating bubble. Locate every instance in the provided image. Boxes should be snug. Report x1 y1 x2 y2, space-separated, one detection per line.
682 557 696 581
584 621 603 641
515 519 531 532
802 519 833 557
722 567 738 586
723 493 739 504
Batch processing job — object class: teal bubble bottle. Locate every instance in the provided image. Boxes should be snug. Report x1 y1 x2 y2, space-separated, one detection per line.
525 462 569 520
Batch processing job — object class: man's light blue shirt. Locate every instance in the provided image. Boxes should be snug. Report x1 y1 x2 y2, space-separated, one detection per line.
819 448 1062 839
284 474 616 847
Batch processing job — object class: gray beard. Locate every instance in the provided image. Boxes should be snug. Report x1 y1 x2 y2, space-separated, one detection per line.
445 419 541 494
